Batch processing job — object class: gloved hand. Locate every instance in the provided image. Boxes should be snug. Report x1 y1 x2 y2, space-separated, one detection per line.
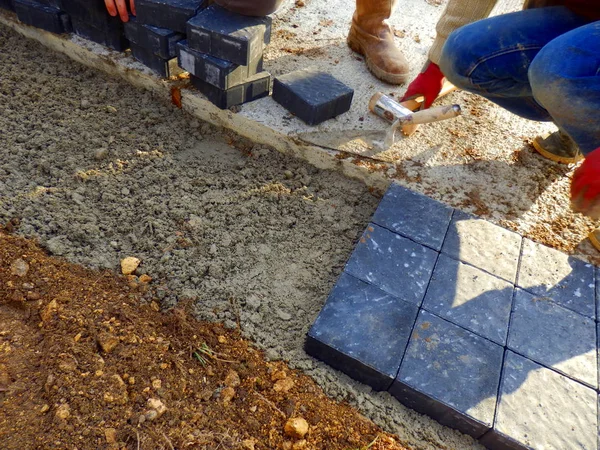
571 147 600 219
104 0 135 22
401 61 445 109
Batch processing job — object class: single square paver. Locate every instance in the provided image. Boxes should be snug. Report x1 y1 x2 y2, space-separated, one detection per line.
371 183 453 251
272 69 354 125
422 254 514 345
441 210 521 283
305 272 418 391
480 351 597 450
517 239 595 319
345 223 438 307
508 289 597 389
390 310 504 438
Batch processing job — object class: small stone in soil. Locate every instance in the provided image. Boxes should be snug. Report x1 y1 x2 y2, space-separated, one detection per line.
10 258 29 277
54 403 70 420
284 417 309 439
273 378 295 393
120 257 141 275
224 370 241 388
97 333 120 354
221 386 235 403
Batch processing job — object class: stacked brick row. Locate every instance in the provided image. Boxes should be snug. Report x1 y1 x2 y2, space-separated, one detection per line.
1 0 354 119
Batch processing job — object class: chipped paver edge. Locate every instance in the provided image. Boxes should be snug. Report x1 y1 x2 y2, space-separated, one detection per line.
0 11 395 195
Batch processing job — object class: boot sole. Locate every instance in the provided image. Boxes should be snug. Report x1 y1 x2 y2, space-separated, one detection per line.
532 137 584 164
347 34 409 85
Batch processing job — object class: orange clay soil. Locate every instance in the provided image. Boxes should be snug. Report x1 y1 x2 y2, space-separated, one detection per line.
0 229 409 450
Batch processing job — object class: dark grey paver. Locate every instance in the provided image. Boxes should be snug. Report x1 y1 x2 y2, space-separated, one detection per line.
130 44 177 78
441 210 521 283
305 272 418 391
190 72 271 109
345 223 438 307
61 0 122 29
371 183 453 251
272 69 354 125
15 0 71 34
176 40 262 89
596 267 600 322
422 254 513 345
186 4 271 66
124 17 184 59
507 289 597 389
480 351 597 450
137 0 207 34
390 310 503 439
0 0 15 11
70 17 128 52
517 238 595 318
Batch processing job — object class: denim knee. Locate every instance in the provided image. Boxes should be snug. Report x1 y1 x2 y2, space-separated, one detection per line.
438 29 474 91
528 43 570 115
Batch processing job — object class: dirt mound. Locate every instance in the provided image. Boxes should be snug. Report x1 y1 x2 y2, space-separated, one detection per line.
0 230 408 450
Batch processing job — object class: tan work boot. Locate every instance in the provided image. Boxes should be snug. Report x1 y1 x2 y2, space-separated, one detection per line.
532 130 583 164
347 0 409 85
588 228 600 252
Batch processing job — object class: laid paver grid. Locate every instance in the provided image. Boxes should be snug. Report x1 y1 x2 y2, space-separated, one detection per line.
306 182 599 450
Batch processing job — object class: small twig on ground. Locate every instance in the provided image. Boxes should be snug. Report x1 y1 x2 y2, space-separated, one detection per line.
254 391 286 418
162 432 175 450
136 431 140 450
195 343 235 363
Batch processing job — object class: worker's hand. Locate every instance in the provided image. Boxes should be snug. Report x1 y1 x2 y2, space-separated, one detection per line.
104 0 135 22
571 147 600 219
401 61 445 109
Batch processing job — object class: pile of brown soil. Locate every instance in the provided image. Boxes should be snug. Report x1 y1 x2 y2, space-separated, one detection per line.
0 229 408 450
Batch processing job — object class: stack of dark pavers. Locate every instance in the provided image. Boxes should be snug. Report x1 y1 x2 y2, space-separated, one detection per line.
1 0 129 50
124 0 198 78
176 2 272 109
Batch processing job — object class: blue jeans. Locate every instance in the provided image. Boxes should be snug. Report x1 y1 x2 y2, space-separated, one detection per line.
439 7 600 155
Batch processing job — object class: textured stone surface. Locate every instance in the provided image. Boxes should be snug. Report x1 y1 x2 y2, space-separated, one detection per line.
481 351 597 450
70 17 128 52
517 239 595 318
371 183 453 251
508 289 597 389
190 72 271 110
0 0 15 11
305 273 418 391
176 40 262 89
595 267 600 320
14 0 71 34
130 44 178 78
441 210 521 283
272 69 354 126
124 17 184 59
391 310 503 438
345 223 438 307
186 3 271 66
137 0 207 33
422 254 513 345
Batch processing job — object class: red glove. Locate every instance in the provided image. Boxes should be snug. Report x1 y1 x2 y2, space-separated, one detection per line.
104 0 135 22
571 147 600 219
401 62 445 109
